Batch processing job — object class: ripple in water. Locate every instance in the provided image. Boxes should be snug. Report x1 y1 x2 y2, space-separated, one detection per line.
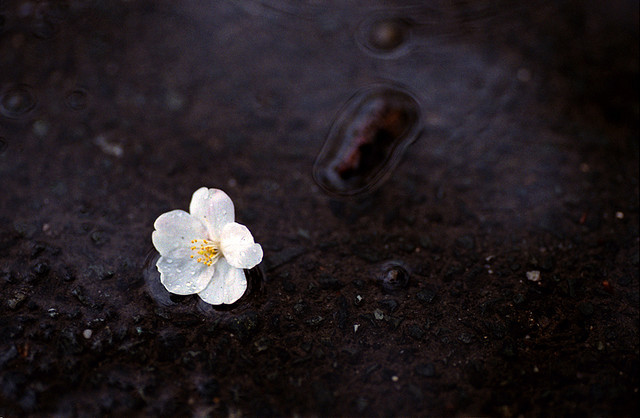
142 249 265 314
313 82 423 196
1 85 37 119
235 0 327 20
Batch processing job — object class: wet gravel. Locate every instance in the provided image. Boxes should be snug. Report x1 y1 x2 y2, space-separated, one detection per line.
1 0 638 416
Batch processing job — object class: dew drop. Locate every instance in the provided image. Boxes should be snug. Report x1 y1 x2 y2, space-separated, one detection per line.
313 83 422 196
356 14 413 58
1 85 37 119
65 89 88 110
375 261 410 292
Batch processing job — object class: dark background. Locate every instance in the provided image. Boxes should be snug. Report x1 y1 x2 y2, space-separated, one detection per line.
1 0 638 416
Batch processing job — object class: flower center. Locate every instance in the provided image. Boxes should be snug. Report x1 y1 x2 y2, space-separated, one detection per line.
190 239 220 266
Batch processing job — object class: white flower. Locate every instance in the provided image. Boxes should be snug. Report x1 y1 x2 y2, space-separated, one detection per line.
151 187 263 305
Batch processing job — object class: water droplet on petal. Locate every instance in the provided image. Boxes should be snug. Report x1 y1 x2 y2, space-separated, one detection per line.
196 265 266 314
1 84 37 119
313 83 422 196
143 250 185 308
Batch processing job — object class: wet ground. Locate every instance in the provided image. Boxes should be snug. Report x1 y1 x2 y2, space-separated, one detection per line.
1 0 638 416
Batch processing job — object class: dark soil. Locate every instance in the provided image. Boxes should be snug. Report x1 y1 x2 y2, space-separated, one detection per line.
1 0 638 416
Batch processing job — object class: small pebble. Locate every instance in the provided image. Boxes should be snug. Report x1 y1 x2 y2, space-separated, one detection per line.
83 329 93 339
526 270 541 282
407 325 425 340
7 290 28 310
458 332 473 344
373 309 384 320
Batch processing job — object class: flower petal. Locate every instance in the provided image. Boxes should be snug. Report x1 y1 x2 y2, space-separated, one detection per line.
219 222 263 269
189 187 235 240
197 258 247 305
156 246 214 295
152 209 208 256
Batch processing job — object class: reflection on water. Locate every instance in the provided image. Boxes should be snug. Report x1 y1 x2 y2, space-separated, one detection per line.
142 248 265 314
238 0 554 58
313 83 422 197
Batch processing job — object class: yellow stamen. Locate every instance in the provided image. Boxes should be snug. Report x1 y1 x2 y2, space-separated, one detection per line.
190 238 220 267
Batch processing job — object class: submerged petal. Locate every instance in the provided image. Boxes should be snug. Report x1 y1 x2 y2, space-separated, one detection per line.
197 258 247 305
189 188 235 240
220 222 263 269
157 247 215 295
152 210 208 256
